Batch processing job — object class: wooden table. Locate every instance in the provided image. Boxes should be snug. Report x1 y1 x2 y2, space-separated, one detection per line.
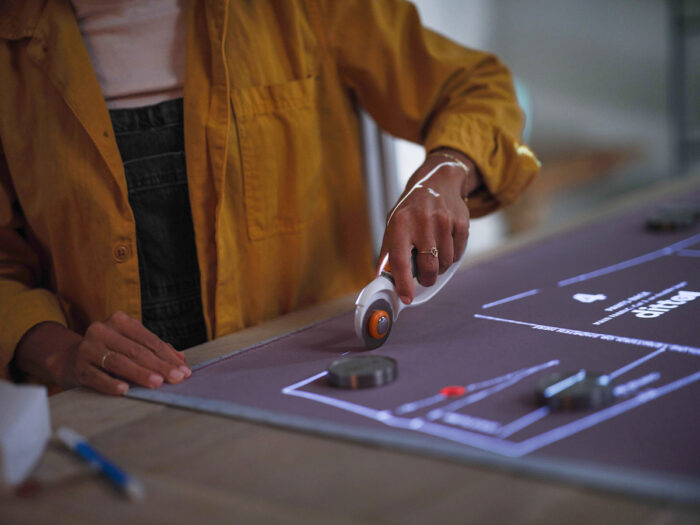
2 175 700 525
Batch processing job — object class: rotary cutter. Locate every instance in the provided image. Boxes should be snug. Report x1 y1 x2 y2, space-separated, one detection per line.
354 243 467 349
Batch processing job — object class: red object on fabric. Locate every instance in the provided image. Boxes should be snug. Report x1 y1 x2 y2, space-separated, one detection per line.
440 385 466 397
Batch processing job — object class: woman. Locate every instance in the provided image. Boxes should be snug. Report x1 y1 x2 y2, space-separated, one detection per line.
0 0 539 394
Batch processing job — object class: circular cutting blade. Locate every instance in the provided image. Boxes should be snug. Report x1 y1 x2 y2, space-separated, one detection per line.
361 298 393 350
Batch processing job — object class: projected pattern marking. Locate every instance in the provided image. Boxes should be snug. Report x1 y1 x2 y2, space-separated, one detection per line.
281 234 700 458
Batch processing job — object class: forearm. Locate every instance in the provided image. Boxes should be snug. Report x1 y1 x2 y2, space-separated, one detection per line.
427 147 483 197
400 148 483 204
321 0 538 214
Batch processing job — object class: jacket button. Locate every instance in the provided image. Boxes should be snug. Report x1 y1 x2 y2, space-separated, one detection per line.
113 244 131 263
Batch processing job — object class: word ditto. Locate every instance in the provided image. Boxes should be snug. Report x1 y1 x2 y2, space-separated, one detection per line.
631 290 700 319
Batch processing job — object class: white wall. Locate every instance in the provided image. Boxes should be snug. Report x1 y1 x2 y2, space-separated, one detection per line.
491 0 671 178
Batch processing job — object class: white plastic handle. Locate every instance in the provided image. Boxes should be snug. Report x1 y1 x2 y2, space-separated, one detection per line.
397 239 468 316
354 240 468 342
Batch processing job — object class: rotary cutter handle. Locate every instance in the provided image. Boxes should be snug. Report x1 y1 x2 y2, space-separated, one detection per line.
354 243 468 349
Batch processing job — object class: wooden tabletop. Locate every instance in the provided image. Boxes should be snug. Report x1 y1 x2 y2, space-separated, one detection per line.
2 174 700 525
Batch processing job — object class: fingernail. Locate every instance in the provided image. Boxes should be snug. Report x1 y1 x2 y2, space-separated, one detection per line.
179 365 192 377
149 374 164 388
168 369 185 382
117 383 129 394
400 295 412 305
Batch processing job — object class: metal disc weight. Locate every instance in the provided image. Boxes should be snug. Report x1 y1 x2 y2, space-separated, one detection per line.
536 371 614 411
327 355 397 389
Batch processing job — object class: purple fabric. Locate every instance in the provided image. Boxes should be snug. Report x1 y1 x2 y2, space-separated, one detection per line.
148 194 700 485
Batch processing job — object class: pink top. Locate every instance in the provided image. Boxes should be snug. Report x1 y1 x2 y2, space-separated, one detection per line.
71 0 185 109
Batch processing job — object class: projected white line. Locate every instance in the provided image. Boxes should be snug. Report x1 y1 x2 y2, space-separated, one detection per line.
441 413 501 434
286 390 387 420
482 289 540 309
281 367 700 458
613 372 660 397
473 314 700 356
517 371 700 455
281 373 524 456
498 407 550 438
466 362 559 392
429 360 559 419
394 360 560 416
608 347 666 379
676 249 700 258
395 394 445 415
282 371 327 392
557 233 700 287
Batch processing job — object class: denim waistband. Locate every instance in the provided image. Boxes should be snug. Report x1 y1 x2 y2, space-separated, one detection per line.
109 97 185 133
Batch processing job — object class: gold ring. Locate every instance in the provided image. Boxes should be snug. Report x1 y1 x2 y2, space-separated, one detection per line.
417 247 439 258
100 350 112 370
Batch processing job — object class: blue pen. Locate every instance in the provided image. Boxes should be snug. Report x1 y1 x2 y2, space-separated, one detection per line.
56 426 145 500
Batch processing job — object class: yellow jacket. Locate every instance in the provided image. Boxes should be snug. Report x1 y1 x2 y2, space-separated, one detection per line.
0 0 539 378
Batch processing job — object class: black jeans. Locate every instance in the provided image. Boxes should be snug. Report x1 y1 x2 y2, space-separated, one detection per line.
109 98 207 350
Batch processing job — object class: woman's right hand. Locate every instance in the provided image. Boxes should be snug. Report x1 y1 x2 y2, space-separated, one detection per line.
14 311 191 395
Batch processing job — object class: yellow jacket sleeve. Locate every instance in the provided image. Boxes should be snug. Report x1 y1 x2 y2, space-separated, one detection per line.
0 144 67 379
315 0 540 216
